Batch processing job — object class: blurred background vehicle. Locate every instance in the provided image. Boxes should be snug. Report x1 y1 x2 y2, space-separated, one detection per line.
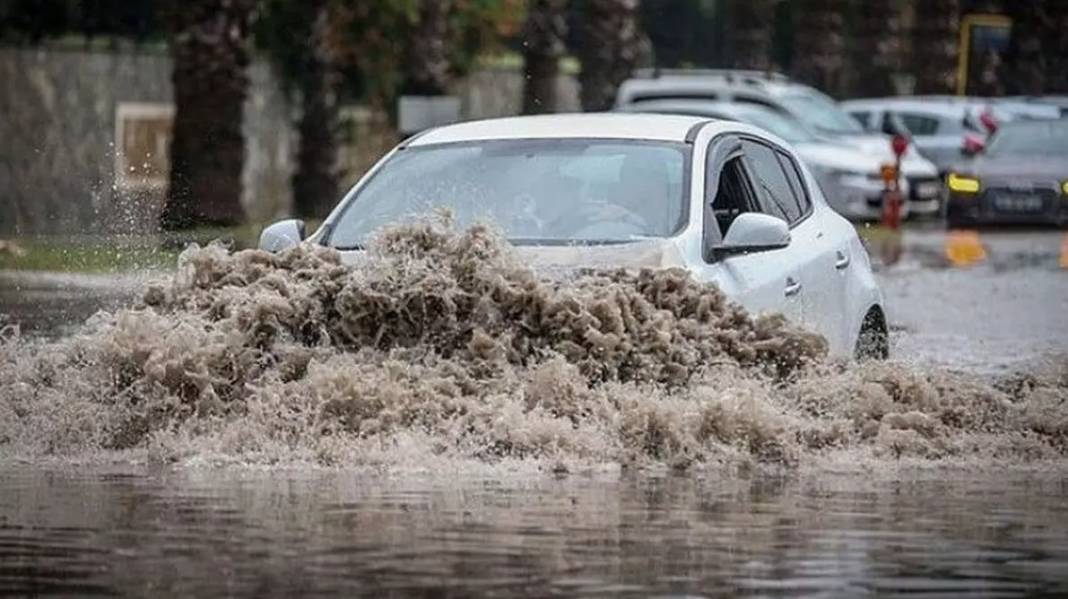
944 118 1068 228
1004 96 1068 117
616 70 869 139
616 98 940 221
841 96 1061 175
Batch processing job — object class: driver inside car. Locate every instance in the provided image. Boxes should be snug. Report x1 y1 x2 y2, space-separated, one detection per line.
562 155 673 238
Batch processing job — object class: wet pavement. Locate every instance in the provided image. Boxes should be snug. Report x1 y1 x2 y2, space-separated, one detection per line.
1 226 1067 597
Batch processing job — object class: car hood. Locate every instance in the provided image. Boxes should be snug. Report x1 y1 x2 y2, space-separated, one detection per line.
954 155 1068 181
838 134 938 174
337 239 689 272
795 140 938 177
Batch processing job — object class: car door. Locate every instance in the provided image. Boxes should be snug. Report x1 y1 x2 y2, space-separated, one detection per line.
774 147 854 352
694 136 805 323
743 139 841 337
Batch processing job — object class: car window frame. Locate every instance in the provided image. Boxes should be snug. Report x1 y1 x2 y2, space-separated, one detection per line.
702 134 760 259
893 110 942 136
738 139 798 223
736 135 813 229
322 137 695 248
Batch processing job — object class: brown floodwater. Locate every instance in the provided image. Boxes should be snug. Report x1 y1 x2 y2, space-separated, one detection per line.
1 224 1067 596
2 466 1068 597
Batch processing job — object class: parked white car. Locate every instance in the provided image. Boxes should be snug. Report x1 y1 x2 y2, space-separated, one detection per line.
261 114 888 359
841 97 1061 175
614 72 942 218
617 99 941 220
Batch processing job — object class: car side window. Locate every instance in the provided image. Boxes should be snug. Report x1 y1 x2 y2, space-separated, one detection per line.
850 111 871 129
775 151 811 219
740 140 797 223
708 155 759 237
896 112 940 136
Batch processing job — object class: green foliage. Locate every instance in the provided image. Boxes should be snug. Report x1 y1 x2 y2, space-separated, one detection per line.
321 0 520 105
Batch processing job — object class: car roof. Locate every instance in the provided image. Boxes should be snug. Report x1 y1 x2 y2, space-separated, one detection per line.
616 98 744 117
615 73 825 105
407 113 715 146
840 98 974 118
616 78 780 106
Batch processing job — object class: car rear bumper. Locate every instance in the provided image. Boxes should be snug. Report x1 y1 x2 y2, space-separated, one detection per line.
946 187 1068 226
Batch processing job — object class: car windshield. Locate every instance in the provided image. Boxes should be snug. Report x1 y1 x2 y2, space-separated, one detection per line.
985 122 1068 156
778 93 864 135
327 139 689 248
729 105 816 143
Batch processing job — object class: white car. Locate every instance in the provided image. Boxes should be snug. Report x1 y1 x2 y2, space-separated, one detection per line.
260 114 888 359
617 99 942 220
615 72 943 217
841 97 1061 175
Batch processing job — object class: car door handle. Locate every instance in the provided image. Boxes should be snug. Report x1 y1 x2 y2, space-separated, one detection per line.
835 251 851 270
784 277 802 297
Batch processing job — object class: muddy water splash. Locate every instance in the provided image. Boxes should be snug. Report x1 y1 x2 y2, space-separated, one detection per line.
1 220 1066 470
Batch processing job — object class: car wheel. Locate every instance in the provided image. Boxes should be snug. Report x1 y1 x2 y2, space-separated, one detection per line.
854 308 889 361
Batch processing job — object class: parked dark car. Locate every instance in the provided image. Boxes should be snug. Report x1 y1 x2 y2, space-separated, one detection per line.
945 119 1068 228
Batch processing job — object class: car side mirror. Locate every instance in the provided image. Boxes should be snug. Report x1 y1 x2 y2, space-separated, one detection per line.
258 219 305 252
709 212 790 260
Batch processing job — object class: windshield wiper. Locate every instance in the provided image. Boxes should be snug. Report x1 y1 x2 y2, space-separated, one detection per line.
332 243 364 251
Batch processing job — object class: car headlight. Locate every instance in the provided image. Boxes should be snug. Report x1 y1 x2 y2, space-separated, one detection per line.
947 172 980 194
1062 180 1068 195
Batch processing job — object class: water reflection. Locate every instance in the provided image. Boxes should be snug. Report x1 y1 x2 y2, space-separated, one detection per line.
2 467 1067 597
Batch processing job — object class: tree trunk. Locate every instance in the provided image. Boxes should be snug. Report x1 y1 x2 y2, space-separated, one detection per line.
850 0 902 97
405 0 453 96
725 0 773 70
161 0 255 231
791 0 847 96
522 0 568 114
292 3 340 219
576 0 650 112
912 0 960 95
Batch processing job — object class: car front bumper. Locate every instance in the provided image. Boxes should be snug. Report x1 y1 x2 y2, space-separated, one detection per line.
946 185 1068 226
821 175 942 221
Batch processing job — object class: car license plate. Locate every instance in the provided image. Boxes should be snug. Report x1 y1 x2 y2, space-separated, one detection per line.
914 181 941 198
994 194 1043 212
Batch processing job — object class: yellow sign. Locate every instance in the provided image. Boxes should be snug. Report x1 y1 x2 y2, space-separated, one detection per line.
956 14 1012 96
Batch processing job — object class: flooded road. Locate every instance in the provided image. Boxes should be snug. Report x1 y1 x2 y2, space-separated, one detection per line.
3 467 1068 597
2 226 1067 596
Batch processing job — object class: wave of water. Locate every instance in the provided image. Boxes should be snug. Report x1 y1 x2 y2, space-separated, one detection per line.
2 219 1065 471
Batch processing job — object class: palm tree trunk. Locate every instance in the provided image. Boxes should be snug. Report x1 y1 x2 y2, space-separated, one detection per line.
292 2 340 219
576 0 651 112
522 0 568 114
850 0 902 97
405 0 453 96
912 0 960 95
791 0 847 96
725 0 773 70
161 0 255 231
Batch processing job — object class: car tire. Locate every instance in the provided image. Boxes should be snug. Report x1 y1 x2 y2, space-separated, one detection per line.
854 308 889 361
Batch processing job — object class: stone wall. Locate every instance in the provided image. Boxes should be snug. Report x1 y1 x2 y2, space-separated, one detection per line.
0 48 580 236
0 46 295 236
